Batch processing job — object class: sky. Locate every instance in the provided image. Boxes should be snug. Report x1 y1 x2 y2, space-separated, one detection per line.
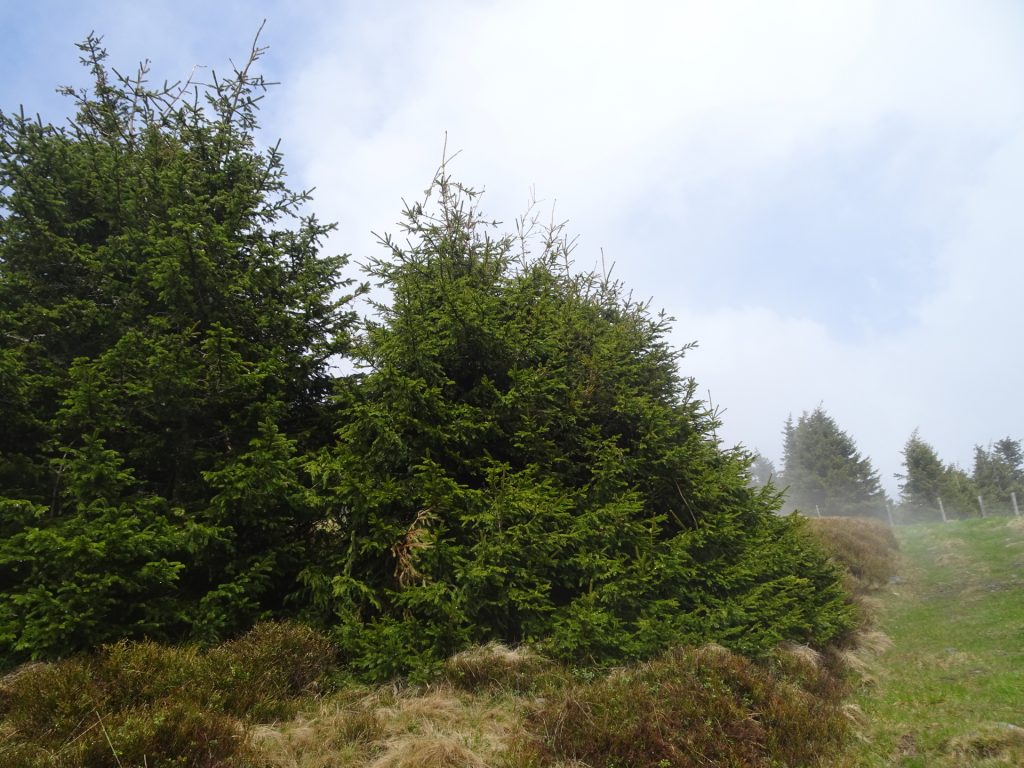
2 0 1023 495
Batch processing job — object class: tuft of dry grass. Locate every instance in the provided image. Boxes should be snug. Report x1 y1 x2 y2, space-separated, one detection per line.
945 724 1024 764
253 683 521 768
442 642 555 693
367 735 488 768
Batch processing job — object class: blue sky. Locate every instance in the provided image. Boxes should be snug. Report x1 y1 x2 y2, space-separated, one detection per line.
3 1 1023 495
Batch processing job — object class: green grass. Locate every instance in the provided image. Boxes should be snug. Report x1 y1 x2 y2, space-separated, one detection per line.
846 517 1024 767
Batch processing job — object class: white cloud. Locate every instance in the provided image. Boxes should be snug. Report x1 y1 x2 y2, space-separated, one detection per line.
260 0 1024 493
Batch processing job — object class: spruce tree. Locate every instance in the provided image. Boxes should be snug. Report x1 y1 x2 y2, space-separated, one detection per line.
896 430 946 520
896 431 978 521
973 438 1024 516
0 34 356 663
747 453 777 488
303 170 855 679
781 406 888 518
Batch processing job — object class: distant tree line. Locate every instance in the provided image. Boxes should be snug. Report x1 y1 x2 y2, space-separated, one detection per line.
750 408 1021 522
897 433 1022 520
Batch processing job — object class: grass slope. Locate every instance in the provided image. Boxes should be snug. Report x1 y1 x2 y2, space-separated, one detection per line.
847 517 1024 767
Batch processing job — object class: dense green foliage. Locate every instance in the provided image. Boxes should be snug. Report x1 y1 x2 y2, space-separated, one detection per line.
0 36 858 679
300 173 856 677
0 36 356 663
781 407 888 519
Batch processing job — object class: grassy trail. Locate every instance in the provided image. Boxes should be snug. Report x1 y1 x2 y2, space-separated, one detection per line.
847 517 1024 767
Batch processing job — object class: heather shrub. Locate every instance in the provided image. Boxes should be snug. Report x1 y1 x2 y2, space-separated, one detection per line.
202 621 337 719
514 644 850 768
0 658 105 744
55 705 253 768
89 639 202 708
0 621 334 767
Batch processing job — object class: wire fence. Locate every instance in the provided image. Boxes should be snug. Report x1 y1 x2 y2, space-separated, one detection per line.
890 491 1021 525
798 492 1022 525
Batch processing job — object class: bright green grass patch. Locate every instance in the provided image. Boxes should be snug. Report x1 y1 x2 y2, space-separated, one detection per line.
847 518 1024 767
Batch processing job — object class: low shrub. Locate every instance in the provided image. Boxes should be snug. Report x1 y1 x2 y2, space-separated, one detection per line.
0 658 106 746
89 639 201 709
0 700 258 768
203 620 337 720
513 643 850 768
0 621 335 768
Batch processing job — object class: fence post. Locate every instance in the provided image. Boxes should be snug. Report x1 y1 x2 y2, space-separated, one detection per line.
937 497 948 523
1013 492 1020 518
978 495 987 518
814 504 822 518
886 503 894 526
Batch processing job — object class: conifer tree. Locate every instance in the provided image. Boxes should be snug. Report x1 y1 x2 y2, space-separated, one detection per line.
302 170 855 679
747 453 777 488
941 464 979 519
0 34 356 663
896 430 945 520
896 431 977 520
973 438 1024 515
781 406 888 518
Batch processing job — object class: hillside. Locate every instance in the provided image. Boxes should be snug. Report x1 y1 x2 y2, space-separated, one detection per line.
0 517 890 768
846 517 1024 767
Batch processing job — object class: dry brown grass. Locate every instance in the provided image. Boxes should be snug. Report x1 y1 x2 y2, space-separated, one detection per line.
827 628 893 689
442 642 554 693
253 683 520 768
253 635 867 768
945 723 1024 765
368 735 488 768
806 516 900 593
